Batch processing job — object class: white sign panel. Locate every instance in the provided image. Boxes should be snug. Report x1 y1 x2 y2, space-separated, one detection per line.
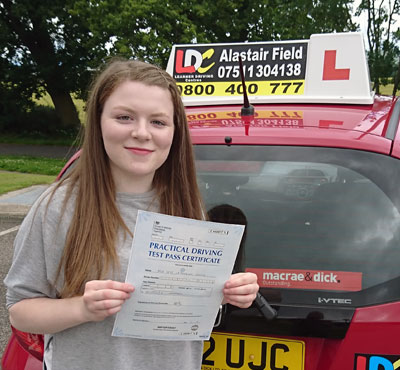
166 32 373 105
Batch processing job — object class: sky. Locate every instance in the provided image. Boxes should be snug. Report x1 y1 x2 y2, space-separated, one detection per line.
352 0 400 42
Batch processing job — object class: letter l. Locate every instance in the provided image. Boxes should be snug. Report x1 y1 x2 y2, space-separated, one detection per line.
355 355 367 370
323 50 350 80
175 50 195 73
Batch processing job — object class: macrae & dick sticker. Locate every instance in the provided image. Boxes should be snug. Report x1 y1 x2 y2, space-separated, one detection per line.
247 268 362 291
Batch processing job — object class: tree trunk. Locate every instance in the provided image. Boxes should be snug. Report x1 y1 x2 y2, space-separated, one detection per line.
46 85 81 130
392 57 400 97
2 0 81 131
373 76 380 94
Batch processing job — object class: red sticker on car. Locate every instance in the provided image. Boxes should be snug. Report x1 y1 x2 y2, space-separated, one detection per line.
247 268 362 291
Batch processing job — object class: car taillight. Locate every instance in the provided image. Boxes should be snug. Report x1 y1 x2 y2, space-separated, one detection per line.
11 326 44 362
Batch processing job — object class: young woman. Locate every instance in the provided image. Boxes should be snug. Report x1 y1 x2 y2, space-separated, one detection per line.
5 59 258 370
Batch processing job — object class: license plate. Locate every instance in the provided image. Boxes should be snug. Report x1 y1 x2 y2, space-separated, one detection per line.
202 332 305 370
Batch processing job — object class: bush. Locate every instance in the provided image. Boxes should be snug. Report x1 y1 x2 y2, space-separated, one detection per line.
0 84 32 131
0 102 79 144
0 68 80 143
1 104 56 133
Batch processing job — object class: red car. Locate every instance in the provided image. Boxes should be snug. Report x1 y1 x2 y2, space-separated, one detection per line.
3 32 400 370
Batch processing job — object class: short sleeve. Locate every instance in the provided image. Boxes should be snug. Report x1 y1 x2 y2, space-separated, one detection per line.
4 186 68 308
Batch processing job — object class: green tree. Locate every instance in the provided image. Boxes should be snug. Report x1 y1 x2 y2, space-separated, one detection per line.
0 57 34 131
72 0 357 68
70 0 201 68
0 0 358 135
0 0 203 132
0 0 110 130
393 28 400 95
356 0 400 94
181 0 356 43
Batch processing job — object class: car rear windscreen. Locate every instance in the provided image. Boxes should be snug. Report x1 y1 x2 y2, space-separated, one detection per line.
195 145 400 307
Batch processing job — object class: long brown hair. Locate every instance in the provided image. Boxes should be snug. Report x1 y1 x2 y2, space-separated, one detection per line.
55 59 205 297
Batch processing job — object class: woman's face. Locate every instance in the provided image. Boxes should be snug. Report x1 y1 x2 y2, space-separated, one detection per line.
100 80 175 193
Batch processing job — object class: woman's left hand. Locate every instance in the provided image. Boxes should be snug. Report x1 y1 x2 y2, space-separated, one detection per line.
222 272 259 308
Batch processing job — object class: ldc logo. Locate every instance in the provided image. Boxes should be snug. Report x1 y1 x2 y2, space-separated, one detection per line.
355 354 400 370
175 48 215 74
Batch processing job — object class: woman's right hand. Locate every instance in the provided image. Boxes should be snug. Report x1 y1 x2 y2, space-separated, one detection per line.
81 280 134 322
8 280 134 334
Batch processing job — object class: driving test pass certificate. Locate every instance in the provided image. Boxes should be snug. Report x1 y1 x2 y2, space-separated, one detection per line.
112 210 244 341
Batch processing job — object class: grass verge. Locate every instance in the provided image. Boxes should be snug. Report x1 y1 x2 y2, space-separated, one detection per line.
379 84 397 96
0 155 65 195
0 155 66 176
0 172 55 195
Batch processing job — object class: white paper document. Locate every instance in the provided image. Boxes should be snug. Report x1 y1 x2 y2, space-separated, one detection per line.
112 210 244 341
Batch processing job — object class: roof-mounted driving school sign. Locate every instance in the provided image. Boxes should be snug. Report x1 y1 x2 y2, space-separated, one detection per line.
166 32 374 106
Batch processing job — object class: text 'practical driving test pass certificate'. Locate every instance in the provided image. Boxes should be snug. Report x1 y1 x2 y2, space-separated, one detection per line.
112 210 244 341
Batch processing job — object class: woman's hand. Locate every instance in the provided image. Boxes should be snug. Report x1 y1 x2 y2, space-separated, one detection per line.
222 272 259 308
81 280 134 322
8 280 134 334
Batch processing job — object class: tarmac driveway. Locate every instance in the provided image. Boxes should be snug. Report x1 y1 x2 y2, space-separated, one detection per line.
0 143 77 159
